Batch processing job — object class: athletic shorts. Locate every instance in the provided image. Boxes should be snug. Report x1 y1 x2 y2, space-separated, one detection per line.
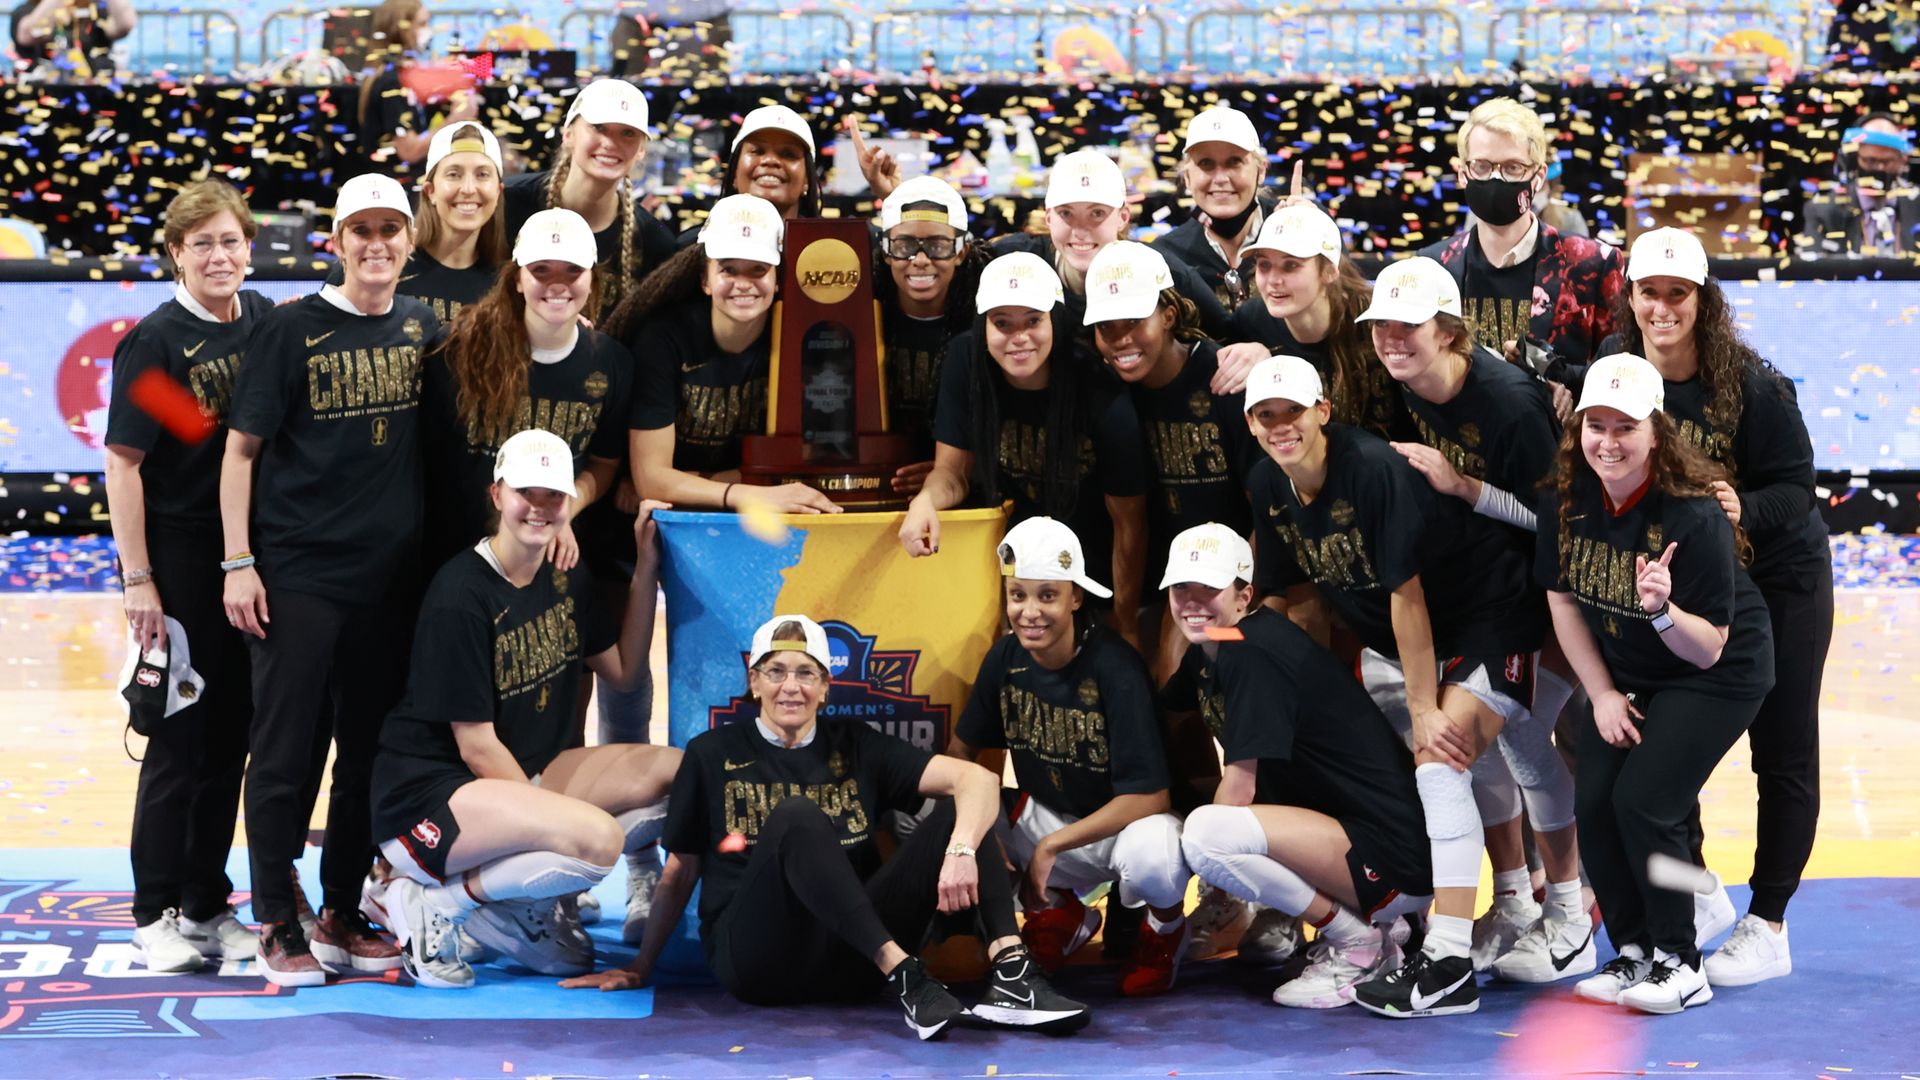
1360 648 1537 734
1344 839 1427 921
381 797 464 885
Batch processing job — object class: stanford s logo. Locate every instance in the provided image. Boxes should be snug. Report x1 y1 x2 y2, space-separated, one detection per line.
411 819 442 849
371 417 389 445
1505 653 1525 684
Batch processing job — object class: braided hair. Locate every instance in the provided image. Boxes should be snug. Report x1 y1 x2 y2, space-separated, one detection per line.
546 124 640 314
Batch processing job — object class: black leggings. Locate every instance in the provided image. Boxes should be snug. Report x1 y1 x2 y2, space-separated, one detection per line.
1745 571 1831 921
1576 686 1759 958
129 522 251 926
708 797 1019 1004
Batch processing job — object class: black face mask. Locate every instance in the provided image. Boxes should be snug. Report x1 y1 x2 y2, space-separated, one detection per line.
1857 168 1906 192
1466 177 1533 227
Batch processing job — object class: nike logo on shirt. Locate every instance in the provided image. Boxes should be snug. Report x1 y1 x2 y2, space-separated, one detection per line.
1409 969 1473 1012
306 331 337 347
183 340 207 358
723 759 755 771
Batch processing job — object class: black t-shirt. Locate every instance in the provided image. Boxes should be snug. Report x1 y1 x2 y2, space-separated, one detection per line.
880 304 952 453
1660 369 1829 590
1127 340 1258 587
663 718 932 936
420 328 635 567
329 249 498 328
1402 348 1559 504
1229 303 1416 441
1248 424 1544 658
931 333 1148 590
1160 608 1432 894
956 626 1171 820
1536 482 1775 698
371 546 617 839
1458 228 1541 355
991 233 1234 341
227 293 437 601
502 172 677 305
629 302 769 477
106 291 275 526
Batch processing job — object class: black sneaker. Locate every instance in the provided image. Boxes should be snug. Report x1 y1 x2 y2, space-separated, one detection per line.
970 945 1091 1033
887 956 965 1041
1353 948 1480 1018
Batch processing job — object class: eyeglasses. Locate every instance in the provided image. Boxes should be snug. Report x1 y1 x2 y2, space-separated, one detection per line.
1220 267 1245 306
881 234 964 261
1462 159 1539 183
755 664 824 687
185 237 249 257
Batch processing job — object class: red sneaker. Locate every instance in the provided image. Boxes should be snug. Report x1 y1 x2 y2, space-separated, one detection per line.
257 921 328 988
1119 915 1192 997
310 908 404 973
1020 895 1101 973
291 868 319 941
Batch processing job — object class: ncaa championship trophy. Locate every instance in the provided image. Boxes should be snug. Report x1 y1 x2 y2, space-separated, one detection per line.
739 218 917 508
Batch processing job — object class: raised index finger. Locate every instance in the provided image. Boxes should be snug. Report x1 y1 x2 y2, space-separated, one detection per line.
1658 541 1678 567
1289 159 1304 200
843 112 870 158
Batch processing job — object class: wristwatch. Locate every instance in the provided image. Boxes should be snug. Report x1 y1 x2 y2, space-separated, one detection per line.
1650 604 1675 633
944 842 976 858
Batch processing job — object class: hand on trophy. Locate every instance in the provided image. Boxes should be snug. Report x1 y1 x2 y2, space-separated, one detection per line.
736 481 843 515
890 460 935 496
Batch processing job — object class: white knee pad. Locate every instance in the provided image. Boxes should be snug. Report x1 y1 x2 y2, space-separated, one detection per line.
617 801 669 853
1415 762 1483 890
472 851 616 904
1110 814 1190 911
1470 750 1524 827
1181 805 1318 916
1499 718 1577 833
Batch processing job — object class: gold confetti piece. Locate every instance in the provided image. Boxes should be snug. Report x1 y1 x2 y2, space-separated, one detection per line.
986 1068 998 1077
729 1046 743 1053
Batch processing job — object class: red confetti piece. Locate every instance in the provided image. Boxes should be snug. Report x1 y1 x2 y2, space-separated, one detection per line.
1203 626 1244 642
128 368 215 445
718 832 748 854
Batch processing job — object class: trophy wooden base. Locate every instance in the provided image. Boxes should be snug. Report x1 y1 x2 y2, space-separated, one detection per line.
739 433 920 510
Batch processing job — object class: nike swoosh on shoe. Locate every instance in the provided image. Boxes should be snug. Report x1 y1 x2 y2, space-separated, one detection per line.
1409 970 1472 1012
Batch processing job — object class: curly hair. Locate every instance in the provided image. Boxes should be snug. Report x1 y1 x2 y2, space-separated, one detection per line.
438 262 602 444
601 242 708 343
1552 410 1752 580
1608 276 1785 479
961 306 1089 519
545 122 641 314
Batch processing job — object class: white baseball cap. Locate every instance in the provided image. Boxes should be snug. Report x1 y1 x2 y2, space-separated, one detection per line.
733 104 816 154
1355 256 1461 325
1243 354 1325 412
881 175 968 231
564 78 650 132
1627 226 1709 285
1046 149 1127 209
975 251 1064 313
1082 240 1173 325
1159 523 1255 590
493 428 578 496
1183 105 1262 155
513 208 597 268
1575 353 1667 420
1243 201 1342 266
997 516 1112 599
698 194 784 265
424 121 504 179
749 613 834 671
333 173 413 230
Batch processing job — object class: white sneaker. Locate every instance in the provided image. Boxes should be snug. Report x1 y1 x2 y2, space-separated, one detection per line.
623 852 660 947
1240 906 1303 964
1184 885 1253 961
456 927 496 964
178 908 259 961
133 910 207 973
1575 944 1651 1004
574 890 602 925
1705 914 1791 986
465 898 594 976
1694 871 1736 948
357 871 392 930
554 895 597 965
1470 893 1542 972
1270 933 1382 1009
1618 949 1713 1014
1491 908 1596 983
387 877 474 990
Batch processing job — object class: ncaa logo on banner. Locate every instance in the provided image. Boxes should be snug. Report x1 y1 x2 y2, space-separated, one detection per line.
708 619 950 751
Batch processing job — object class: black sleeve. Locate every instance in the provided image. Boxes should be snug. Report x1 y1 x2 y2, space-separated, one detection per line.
1096 642 1171 795
576 574 621 658
1168 258 1232 338
1215 645 1298 766
361 69 418 145
405 595 497 725
628 318 679 432
1363 453 1435 593
662 737 714 856
1158 646 1201 711
104 318 165 452
227 308 300 440
856 723 938 812
1534 490 1570 592
636 212 677 279
931 335 976 451
954 641 1009 750
1669 500 1737 628
1732 373 1817 532
1489 385 1561 497
588 336 635 460
1090 384 1149 499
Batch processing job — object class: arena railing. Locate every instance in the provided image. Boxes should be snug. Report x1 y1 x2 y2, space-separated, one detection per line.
557 7 858 74
126 8 242 76
257 6 542 66
1183 6 1465 80
868 7 1171 78
1486 2 1788 77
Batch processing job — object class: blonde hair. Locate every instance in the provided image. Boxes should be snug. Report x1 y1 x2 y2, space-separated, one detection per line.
162 180 258 263
548 118 638 313
415 122 508 267
1456 97 1549 167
